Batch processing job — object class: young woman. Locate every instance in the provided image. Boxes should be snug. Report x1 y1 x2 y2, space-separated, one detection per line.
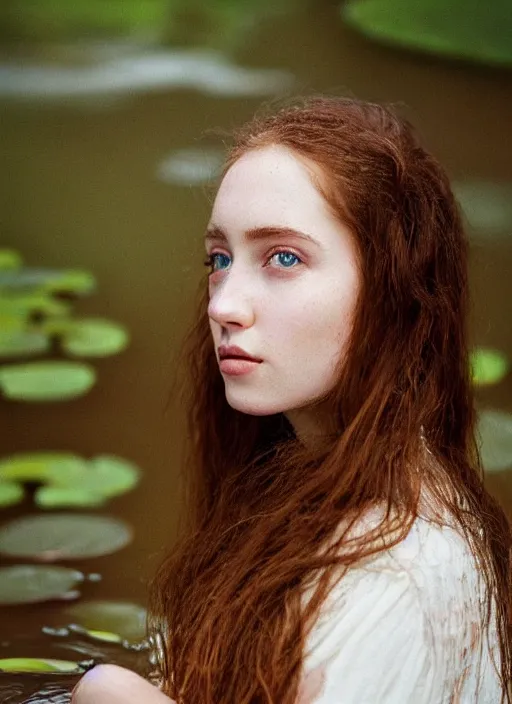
72 95 512 703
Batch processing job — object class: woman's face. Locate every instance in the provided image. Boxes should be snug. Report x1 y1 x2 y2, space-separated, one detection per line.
206 144 360 425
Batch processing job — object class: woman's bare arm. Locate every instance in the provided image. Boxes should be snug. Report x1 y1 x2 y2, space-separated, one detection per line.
71 664 176 704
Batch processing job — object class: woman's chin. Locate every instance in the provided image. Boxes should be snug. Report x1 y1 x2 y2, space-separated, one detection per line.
225 395 286 417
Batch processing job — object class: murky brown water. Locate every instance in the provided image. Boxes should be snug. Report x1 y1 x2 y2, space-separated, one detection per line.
1 0 512 700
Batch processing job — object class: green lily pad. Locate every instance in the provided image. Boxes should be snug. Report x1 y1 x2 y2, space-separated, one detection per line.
0 452 88 485
0 564 83 604
477 408 512 473
0 360 96 401
34 486 107 509
453 181 512 239
0 293 72 319
68 624 123 644
0 453 141 508
342 0 512 68
0 0 170 42
0 268 95 295
0 249 22 270
156 148 224 185
64 600 147 641
470 348 509 386
76 455 140 498
59 317 130 357
0 513 133 561
0 329 50 359
0 658 84 673
0 481 25 507
42 270 96 296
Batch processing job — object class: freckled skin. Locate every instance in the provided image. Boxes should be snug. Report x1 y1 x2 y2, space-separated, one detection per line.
206 145 360 438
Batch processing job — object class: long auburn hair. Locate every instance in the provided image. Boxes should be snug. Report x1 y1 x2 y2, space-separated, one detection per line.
149 95 512 703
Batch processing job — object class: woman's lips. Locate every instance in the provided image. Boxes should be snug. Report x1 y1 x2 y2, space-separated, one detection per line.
219 358 262 376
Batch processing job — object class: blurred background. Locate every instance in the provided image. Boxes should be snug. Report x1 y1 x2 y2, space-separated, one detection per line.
0 0 511 701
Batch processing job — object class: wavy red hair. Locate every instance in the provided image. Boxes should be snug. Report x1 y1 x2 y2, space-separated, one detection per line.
149 96 512 703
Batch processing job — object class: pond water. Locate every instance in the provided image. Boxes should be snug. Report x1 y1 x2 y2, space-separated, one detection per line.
1 0 512 700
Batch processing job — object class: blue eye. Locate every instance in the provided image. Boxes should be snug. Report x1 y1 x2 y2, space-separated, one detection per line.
271 251 300 268
204 253 230 272
204 249 302 275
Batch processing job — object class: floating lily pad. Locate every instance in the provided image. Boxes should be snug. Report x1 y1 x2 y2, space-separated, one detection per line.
0 453 141 508
0 249 22 270
0 329 50 359
0 360 96 401
0 481 25 508
0 452 88 485
76 456 140 498
156 148 224 185
35 486 106 509
453 181 512 241
342 0 512 68
80 628 122 644
67 624 123 644
0 293 72 319
64 600 147 641
0 657 84 673
477 408 512 473
59 317 130 357
0 0 170 42
0 564 83 604
0 268 95 295
0 513 133 561
43 270 96 296
470 348 509 387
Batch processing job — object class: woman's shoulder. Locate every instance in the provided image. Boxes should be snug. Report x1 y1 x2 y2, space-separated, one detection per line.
303 507 499 699
346 503 482 596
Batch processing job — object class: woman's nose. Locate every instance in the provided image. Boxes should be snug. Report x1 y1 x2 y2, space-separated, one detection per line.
207 273 256 329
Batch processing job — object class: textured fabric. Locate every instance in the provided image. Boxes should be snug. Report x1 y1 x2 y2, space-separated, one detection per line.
299 512 503 704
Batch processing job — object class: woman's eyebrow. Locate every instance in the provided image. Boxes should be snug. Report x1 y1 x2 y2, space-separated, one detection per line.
204 225 323 248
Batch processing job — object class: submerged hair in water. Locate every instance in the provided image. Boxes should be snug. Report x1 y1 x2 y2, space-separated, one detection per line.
149 95 512 703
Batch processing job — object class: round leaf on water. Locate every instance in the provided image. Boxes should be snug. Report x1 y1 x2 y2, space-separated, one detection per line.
0 329 50 359
35 486 107 509
60 317 130 357
0 268 95 295
477 408 512 473
80 628 122 644
0 658 84 673
42 270 96 296
0 293 72 319
0 513 133 561
342 0 512 68
64 600 147 641
0 452 88 485
0 361 96 401
453 181 512 239
0 481 25 508
0 249 22 271
156 148 224 185
77 455 141 498
67 624 123 644
0 564 83 605
470 348 509 387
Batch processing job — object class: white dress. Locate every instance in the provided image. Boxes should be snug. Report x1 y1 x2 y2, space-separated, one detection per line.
299 510 503 704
